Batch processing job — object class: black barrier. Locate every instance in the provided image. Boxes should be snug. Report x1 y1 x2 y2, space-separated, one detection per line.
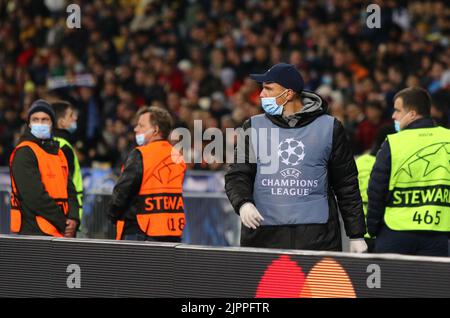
0 190 10 235
0 235 177 297
175 246 450 298
0 235 449 298
0 236 53 297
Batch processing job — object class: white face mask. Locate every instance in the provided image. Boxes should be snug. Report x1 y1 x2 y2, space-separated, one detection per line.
260 90 288 115
30 124 51 139
135 129 154 146
67 121 77 134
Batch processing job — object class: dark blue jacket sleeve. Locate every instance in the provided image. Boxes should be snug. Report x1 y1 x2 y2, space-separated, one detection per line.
367 140 391 237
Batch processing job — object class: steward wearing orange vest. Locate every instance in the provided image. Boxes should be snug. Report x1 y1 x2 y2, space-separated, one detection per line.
109 106 186 242
9 100 80 237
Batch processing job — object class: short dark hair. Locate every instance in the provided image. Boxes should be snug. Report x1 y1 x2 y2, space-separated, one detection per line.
51 101 74 122
394 87 431 117
136 106 173 139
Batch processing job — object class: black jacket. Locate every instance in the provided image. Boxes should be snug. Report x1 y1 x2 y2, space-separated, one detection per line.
10 128 80 235
108 148 143 236
225 91 366 251
367 117 436 237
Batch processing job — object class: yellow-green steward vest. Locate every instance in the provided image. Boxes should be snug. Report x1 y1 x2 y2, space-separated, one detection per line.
356 154 376 238
385 127 450 231
54 137 83 221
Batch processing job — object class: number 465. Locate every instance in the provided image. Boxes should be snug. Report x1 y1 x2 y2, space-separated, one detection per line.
413 210 441 225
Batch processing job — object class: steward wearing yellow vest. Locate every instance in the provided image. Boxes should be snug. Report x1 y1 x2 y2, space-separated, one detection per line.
109 106 186 242
356 154 376 235
52 101 83 233
356 123 396 252
9 100 80 237
367 87 450 256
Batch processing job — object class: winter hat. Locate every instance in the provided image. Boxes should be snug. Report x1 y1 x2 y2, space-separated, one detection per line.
27 99 56 125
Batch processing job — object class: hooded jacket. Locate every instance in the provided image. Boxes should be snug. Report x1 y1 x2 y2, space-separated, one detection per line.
10 128 80 235
225 91 366 251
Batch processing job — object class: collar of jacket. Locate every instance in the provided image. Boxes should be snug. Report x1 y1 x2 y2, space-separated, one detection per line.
404 117 436 130
54 128 75 144
19 127 60 155
265 90 329 128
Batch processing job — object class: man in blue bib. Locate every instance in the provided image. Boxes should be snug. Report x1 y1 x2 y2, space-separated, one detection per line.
225 63 367 252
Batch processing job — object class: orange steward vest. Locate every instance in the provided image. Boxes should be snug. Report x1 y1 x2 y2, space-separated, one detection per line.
116 140 186 239
9 141 69 237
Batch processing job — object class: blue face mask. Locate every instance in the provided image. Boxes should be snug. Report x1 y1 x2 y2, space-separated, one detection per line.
135 129 154 146
394 111 413 132
30 124 51 140
67 122 77 134
261 90 288 116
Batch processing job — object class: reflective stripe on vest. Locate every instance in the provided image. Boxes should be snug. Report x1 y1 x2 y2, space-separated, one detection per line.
9 141 69 236
116 220 125 240
250 114 334 225
54 136 83 221
355 154 376 238
135 140 186 237
385 127 450 231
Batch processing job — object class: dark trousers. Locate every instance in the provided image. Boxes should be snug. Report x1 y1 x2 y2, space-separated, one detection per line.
374 226 449 257
365 238 376 253
123 233 155 241
123 233 181 243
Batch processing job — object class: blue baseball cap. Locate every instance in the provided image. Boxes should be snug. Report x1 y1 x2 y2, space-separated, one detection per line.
250 63 304 93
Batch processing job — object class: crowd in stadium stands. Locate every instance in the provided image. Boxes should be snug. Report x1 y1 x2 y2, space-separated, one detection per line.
0 0 449 171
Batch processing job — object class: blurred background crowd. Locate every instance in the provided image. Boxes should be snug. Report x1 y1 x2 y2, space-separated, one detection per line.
0 0 449 171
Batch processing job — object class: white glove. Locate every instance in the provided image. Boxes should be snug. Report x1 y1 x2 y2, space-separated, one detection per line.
239 203 264 229
349 238 368 253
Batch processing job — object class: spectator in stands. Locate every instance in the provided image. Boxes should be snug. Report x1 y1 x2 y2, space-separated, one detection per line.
355 101 390 153
0 0 448 171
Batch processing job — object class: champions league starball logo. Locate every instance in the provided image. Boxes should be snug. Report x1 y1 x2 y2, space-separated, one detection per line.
278 138 305 166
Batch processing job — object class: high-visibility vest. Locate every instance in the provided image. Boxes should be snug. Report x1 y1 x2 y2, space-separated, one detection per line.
9 141 69 237
355 153 376 238
54 137 83 222
116 140 186 240
385 127 450 231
